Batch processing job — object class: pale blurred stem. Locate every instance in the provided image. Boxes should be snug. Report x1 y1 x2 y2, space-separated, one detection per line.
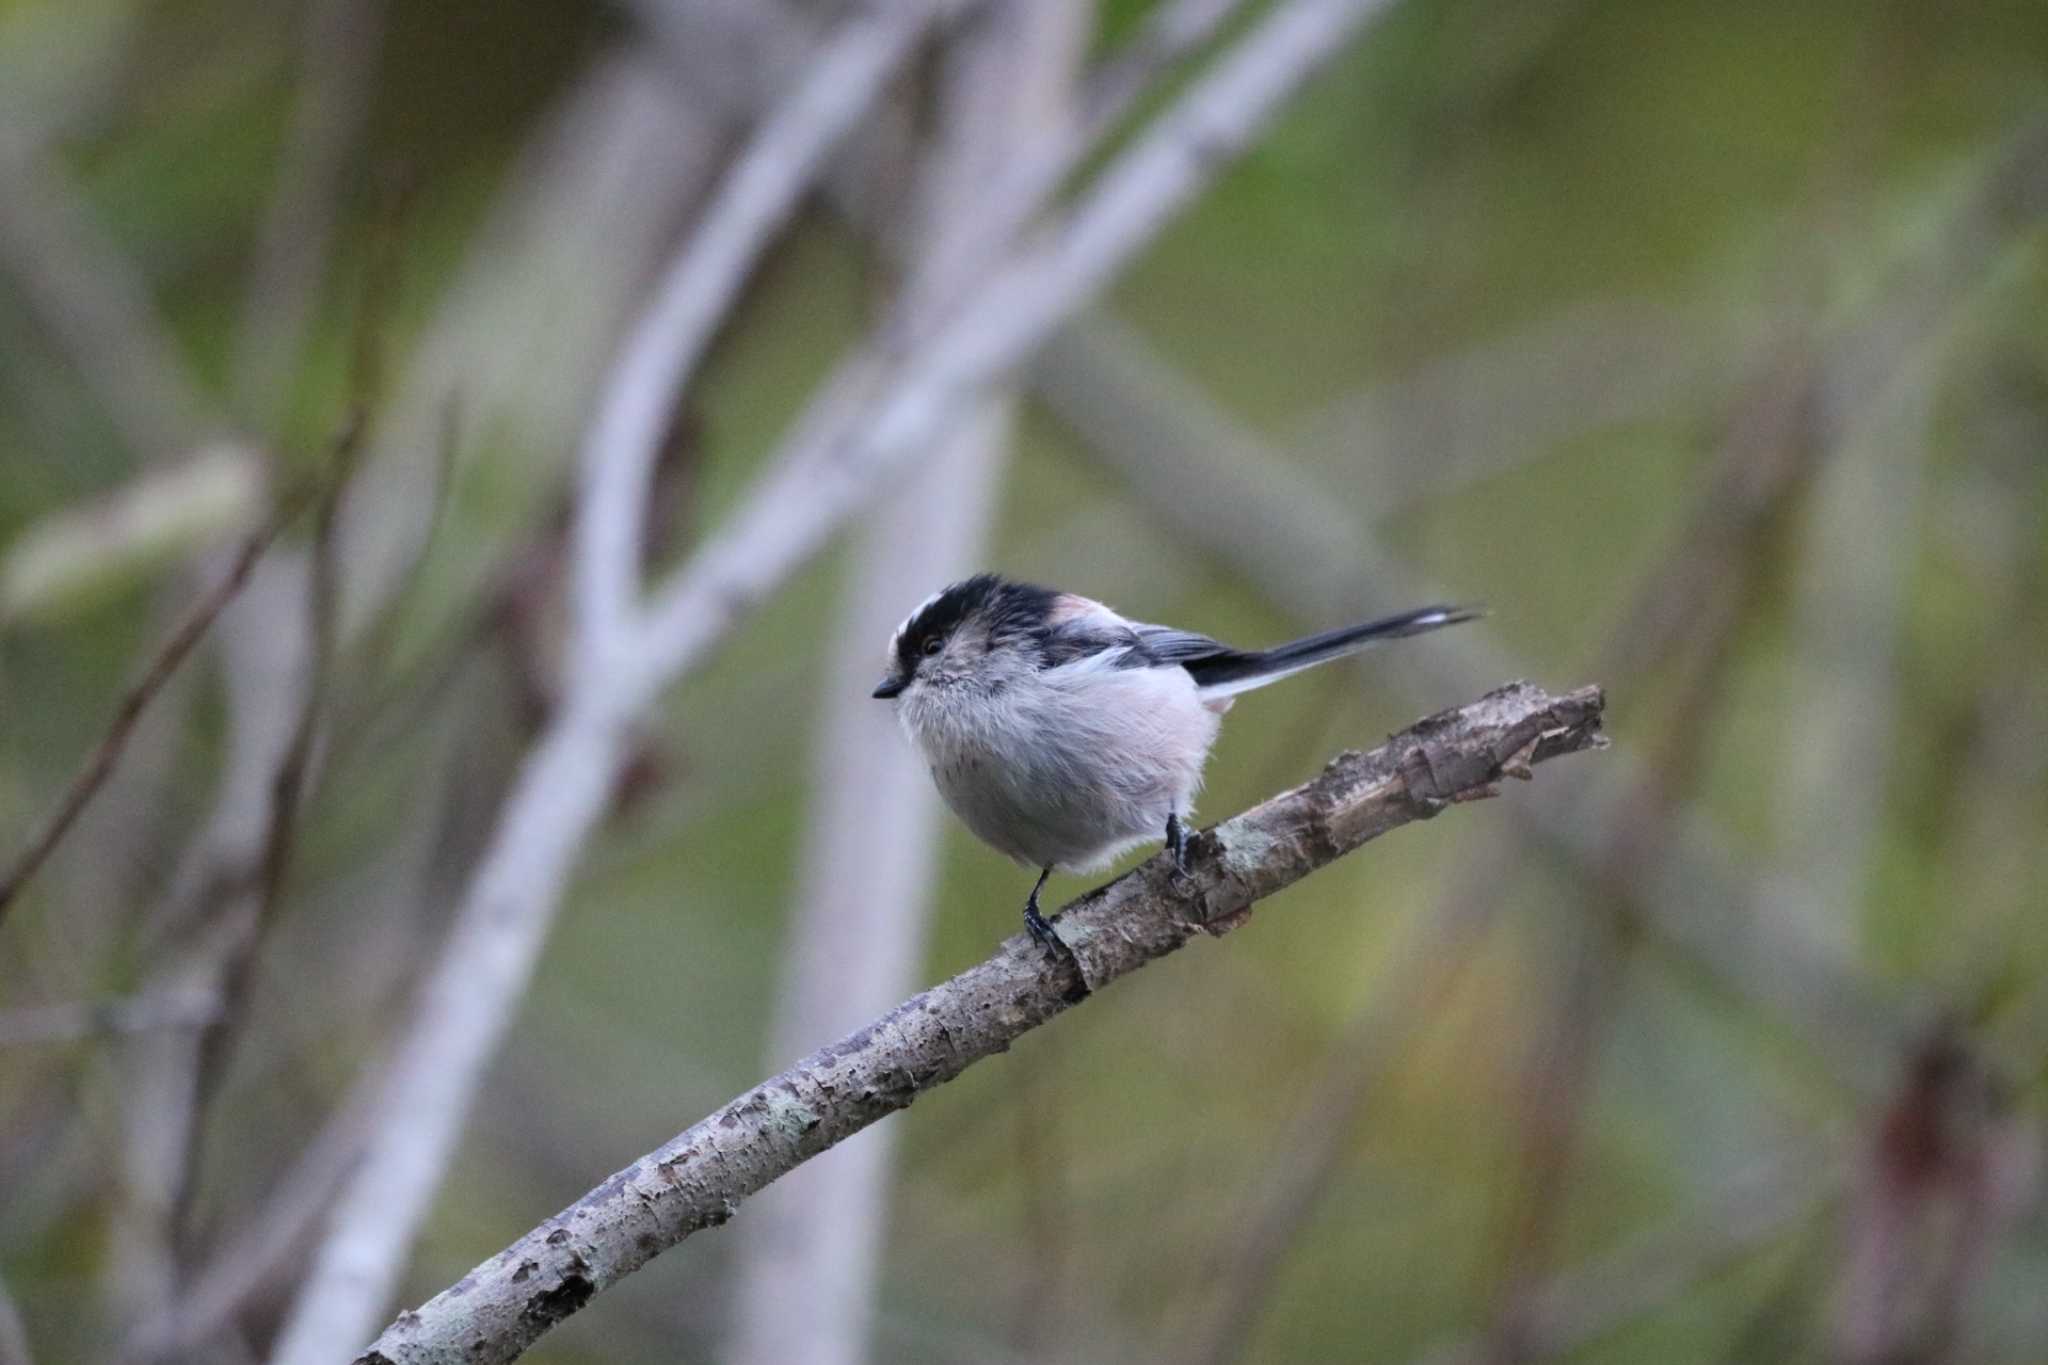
133 60 721 1355
357 683 1606 1365
1178 318 1829 1365
284 2 1416 1355
721 8 1083 1365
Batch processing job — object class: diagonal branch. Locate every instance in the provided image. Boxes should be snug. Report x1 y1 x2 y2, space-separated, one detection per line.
357 681 1605 1364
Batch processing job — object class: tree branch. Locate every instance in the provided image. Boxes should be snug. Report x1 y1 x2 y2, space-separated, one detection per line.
358 681 1605 1364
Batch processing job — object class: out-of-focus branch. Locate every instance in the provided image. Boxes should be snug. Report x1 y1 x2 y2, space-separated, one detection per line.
268 14 946 1361
722 7 1084 1364
1768 361 1931 948
358 682 1606 1365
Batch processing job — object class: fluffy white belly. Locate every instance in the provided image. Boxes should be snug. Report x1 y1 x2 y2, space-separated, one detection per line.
902 664 1221 872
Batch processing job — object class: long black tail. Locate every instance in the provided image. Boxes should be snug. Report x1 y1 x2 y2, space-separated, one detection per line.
1183 604 1479 699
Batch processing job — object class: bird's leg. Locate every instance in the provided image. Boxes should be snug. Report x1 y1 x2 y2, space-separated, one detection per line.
1164 811 1191 875
1022 866 1059 950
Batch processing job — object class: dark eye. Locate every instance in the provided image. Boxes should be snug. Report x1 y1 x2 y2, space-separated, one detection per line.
920 636 943 657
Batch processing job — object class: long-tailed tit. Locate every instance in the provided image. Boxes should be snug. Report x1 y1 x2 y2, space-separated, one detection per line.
871 574 1476 950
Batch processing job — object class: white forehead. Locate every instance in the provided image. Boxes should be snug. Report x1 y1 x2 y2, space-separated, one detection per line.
886 587 949 660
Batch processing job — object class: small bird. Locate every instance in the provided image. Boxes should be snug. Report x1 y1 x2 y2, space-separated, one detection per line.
871 574 1476 949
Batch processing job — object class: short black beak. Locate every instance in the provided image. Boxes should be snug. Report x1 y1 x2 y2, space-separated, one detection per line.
871 676 906 700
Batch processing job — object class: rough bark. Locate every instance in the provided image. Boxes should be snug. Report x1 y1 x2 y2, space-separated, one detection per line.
357 681 1605 1364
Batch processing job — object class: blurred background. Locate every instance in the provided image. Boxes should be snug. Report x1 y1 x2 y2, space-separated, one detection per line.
2 0 2046 1362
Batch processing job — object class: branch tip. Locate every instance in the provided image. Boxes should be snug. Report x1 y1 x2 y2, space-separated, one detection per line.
358 679 1605 1364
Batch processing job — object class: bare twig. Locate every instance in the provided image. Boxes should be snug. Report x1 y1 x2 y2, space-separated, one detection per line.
358 682 1606 1364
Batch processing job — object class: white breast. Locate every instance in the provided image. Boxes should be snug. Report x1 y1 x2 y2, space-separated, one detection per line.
900 660 1222 872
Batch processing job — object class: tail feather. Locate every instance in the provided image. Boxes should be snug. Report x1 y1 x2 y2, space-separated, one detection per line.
1184 604 1479 700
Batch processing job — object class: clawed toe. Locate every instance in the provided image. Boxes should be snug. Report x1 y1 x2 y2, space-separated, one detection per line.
1024 903 1061 951
1165 812 1193 877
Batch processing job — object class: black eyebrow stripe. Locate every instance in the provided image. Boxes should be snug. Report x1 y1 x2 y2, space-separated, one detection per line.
893 574 1063 676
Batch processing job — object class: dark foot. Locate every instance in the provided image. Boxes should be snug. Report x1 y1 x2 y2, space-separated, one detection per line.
1024 902 1061 951
1165 812 1191 875
1022 866 1062 954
